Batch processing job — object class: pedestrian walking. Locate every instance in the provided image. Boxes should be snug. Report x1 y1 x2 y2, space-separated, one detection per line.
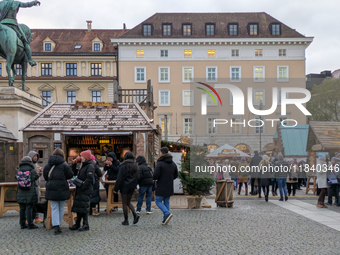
259 155 271 202
287 158 299 196
237 158 249 195
250 151 262 196
136 155 154 214
113 152 140 226
275 154 289 201
16 156 41 229
43 148 73 235
270 158 278 196
230 157 240 190
316 154 328 208
153 147 178 225
69 150 95 231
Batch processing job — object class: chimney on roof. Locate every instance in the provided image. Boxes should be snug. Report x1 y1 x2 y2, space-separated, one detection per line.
86 20 92 32
123 23 126 30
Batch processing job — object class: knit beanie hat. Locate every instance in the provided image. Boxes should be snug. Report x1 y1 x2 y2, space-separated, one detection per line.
318 154 326 160
21 156 32 162
278 154 283 160
241 157 246 162
91 154 95 161
80 150 92 160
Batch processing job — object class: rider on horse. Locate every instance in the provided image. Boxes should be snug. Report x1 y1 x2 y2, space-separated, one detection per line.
0 0 40 67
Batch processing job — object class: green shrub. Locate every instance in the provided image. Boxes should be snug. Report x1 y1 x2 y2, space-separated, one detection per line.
179 146 215 196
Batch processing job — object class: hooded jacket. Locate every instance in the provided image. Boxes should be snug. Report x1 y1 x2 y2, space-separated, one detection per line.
104 152 120 181
153 153 178 197
28 150 40 165
250 154 262 178
43 155 74 201
136 156 154 187
114 156 139 194
16 161 39 204
275 159 289 178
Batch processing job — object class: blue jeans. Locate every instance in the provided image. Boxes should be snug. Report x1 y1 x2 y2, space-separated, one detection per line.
137 185 153 212
231 177 238 188
277 178 288 200
155 196 171 220
50 200 66 227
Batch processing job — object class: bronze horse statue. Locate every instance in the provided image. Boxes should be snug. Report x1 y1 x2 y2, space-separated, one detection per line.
0 23 33 90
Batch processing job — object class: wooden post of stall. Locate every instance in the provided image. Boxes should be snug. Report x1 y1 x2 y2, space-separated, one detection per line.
146 79 152 119
113 80 119 103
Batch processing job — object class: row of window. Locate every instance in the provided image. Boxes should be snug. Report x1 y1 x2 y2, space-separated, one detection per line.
0 63 102 77
16 63 103 77
134 66 289 83
160 116 287 136
42 90 101 106
143 23 281 37
136 49 287 58
44 43 101 52
157 89 286 107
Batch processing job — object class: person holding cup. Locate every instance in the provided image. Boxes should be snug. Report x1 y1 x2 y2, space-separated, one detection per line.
69 150 95 231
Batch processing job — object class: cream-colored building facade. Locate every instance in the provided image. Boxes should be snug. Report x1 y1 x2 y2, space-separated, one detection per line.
0 22 125 105
112 13 313 153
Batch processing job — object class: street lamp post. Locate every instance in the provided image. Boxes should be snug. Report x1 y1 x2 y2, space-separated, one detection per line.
259 100 263 153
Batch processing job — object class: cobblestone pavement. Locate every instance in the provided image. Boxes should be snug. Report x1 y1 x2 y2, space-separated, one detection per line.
1 199 340 255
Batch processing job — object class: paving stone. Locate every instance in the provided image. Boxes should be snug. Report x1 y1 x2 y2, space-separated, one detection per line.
0 200 340 254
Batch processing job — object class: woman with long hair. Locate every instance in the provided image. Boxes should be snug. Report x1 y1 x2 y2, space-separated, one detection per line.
114 151 139 225
259 155 271 202
43 148 73 234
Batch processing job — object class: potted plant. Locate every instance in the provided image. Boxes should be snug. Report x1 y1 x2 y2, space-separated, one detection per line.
179 146 215 209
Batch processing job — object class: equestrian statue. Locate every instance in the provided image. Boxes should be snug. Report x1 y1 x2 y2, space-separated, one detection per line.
0 0 40 90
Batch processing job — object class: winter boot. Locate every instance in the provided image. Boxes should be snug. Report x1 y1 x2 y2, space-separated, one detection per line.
69 213 81 230
78 213 89 231
132 211 140 225
245 187 248 196
92 208 100 216
238 186 241 195
54 225 62 235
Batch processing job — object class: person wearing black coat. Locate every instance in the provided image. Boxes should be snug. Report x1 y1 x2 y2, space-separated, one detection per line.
43 148 73 235
136 155 154 214
89 155 103 216
114 152 140 226
16 156 40 230
69 150 94 231
153 147 178 225
249 151 262 196
104 152 120 207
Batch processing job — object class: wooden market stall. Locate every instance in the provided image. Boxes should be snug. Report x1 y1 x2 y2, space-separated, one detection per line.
21 101 161 168
206 143 251 163
306 121 340 194
306 121 340 165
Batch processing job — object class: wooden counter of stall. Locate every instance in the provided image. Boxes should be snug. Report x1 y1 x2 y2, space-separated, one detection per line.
306 121 340 194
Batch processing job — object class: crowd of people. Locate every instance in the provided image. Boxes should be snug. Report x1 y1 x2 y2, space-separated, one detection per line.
15 147 178 235
216 151 340 206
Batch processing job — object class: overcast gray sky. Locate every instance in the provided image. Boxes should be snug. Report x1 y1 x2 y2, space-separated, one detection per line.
18 0 340 74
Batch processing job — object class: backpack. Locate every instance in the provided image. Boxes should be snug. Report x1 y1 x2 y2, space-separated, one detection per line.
16 170 32 190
